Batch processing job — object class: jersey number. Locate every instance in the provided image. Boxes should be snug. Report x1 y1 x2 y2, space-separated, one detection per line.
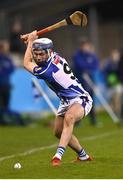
63 63 76 80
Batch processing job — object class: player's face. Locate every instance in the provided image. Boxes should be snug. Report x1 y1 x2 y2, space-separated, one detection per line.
33 50 49 66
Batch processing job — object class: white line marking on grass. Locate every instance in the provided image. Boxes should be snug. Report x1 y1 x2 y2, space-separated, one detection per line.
0 144 57 162
0 130 122 162
80 131 120 141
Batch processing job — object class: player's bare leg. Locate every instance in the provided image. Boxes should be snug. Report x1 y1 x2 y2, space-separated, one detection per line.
52 103 92 166
54 116 82 152
59 103 84 147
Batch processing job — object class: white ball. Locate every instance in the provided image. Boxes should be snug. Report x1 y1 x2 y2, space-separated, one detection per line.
14 163 21 169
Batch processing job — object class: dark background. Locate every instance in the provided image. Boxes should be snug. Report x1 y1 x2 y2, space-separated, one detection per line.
0 0 123 59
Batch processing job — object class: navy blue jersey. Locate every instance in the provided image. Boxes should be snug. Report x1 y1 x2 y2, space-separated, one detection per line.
0 53 15 86
33 53 90 100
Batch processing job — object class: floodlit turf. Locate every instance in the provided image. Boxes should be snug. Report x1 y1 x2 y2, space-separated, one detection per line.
0 112 123 178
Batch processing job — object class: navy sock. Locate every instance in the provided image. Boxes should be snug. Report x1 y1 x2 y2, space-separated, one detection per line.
78 149 87 158
55 146 66 160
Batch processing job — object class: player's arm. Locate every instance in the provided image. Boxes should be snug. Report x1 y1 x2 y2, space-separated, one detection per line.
23 31 38 74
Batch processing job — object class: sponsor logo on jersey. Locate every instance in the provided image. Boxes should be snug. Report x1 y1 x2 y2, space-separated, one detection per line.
53 56 60 65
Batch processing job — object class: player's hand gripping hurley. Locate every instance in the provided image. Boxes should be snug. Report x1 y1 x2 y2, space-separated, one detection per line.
20 11 87 42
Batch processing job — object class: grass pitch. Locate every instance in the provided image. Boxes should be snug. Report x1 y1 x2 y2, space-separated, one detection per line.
0 112 123 179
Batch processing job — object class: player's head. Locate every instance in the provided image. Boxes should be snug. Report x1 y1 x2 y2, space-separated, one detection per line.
32 38 53 66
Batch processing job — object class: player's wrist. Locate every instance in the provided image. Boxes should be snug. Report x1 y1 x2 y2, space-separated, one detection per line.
27 30 38 42
28 39 34 43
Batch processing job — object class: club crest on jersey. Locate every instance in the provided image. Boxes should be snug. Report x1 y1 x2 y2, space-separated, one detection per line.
34 66 42 75
35 67 42 71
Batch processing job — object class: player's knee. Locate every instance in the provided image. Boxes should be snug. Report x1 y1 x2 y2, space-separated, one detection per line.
54 129 62 139
64 113 75 127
